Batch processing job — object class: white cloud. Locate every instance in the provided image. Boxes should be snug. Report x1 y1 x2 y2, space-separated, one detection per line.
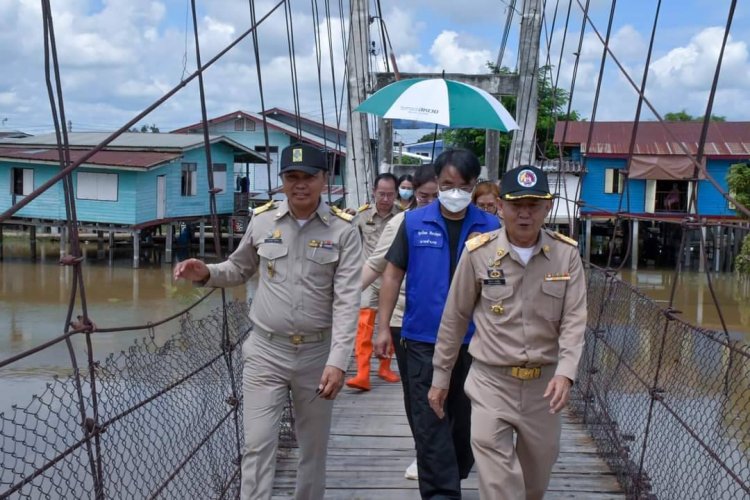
650 27 750 91
1 1 749 136
430 31 494 73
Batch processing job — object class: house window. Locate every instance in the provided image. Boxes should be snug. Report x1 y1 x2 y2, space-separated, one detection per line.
212 164 227 193
234 118 256 131
76 172 118 201
604 169 624 194
181 163 198 196
11 168 34 196
655 180 688 212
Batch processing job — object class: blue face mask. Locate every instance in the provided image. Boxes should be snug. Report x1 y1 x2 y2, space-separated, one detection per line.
399 188 414 199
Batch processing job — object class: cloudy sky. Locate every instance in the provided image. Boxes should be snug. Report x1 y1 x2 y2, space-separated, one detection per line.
0 0 748 138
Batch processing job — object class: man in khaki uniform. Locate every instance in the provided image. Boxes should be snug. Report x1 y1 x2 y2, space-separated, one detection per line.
174 143 362 500
429 165 587 500
346 172 401 390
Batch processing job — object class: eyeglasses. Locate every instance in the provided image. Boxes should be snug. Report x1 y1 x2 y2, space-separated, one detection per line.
477 204 497 213
438 183 475 194
374 191 396 200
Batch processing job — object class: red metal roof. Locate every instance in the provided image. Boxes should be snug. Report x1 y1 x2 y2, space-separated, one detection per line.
0 146 180 169
554 121 750 157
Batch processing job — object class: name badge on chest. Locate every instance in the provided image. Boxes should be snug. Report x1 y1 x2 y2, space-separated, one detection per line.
264 229 283 244
484 268 506 286
413 229 443 248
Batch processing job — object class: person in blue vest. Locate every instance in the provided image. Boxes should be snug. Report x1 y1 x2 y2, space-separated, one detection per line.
375 148 501 499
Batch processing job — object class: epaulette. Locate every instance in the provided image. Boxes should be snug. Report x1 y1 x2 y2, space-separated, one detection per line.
465 232 497 252
357 203 371 213
252 200 277 216
547 230 578 247
331 205 355 222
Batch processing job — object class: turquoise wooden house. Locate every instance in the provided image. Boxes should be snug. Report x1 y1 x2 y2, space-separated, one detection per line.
554 121 750 271
0 132 266 267
0 132 265 226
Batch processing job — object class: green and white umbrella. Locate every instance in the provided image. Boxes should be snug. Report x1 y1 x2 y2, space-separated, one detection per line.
355 77 519 132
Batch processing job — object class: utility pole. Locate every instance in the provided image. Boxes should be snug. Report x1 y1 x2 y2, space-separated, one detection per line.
345 0 374 208
377 118 393 173
507 0 542 169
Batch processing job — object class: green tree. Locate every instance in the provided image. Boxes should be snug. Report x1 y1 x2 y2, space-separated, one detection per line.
664 109 726 122
128 123 160 133
727 162 750 276
417 131 442 143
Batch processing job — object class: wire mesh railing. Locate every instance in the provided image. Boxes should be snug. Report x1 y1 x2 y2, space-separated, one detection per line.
0 300 297 499
572 265 750 499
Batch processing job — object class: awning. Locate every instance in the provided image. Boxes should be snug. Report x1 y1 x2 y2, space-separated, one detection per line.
628 155 705 180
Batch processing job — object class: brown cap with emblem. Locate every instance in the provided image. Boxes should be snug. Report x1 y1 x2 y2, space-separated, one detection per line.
499 165 553 200
279 143 329 175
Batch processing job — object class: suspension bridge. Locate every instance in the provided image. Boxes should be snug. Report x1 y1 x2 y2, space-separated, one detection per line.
1 0 749 499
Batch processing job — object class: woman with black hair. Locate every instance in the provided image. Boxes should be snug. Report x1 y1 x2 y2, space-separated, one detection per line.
396 174 417 211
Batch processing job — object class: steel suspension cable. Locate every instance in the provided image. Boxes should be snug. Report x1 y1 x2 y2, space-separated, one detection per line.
605 0 662 272
40 1 103 497
283 1 303 136
189 0 222 259
248 0 276 197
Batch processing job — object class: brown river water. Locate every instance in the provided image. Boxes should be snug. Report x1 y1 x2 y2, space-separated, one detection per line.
1 237 748 409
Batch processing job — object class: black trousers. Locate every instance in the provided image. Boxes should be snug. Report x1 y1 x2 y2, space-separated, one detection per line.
406 339 474 499
389 327 414 435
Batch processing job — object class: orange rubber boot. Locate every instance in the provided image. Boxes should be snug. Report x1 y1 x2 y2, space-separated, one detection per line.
378 356 400 383
345 308 376 391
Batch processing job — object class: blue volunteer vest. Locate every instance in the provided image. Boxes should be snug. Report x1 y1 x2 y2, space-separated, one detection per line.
401 201 501 344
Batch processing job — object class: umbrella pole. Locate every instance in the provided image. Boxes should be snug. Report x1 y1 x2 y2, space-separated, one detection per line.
430 123 439 161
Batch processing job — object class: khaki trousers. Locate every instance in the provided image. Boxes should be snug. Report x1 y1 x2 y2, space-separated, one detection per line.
464 361 562 500
240 331 333 500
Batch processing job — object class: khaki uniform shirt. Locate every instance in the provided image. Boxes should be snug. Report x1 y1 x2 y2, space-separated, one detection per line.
366 211 407 327
355 204 399 309
432 228 587 389
205 199 362 371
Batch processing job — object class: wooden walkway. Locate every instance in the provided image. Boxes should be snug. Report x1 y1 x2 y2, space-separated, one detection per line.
273 360 624 499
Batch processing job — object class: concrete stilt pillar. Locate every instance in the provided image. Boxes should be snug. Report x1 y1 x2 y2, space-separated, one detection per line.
97 230 105 260
199 221 206 257
698 225 707 273
165 224 174 263
0 224 4 261
714 227 721 272
60 226 68 259
631 219 639 271
29 226 37 262
228 218 235 253
108 231 115 264
584 217 592 264
132 230 141 269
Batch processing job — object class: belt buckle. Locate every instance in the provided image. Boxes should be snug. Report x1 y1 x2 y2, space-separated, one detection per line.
290 334 304 345
511 366 541 380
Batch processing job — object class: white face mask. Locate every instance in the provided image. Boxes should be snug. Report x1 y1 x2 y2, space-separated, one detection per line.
438 188 472 213
399 188 414 199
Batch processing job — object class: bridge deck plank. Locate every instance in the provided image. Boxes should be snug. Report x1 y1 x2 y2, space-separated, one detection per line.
272 358 624 498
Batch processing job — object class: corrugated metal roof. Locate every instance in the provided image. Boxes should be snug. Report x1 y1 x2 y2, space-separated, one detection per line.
554 121 750 157
0 146 181 169
0 132 268 163
0 132 215 149
172 110 347 155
